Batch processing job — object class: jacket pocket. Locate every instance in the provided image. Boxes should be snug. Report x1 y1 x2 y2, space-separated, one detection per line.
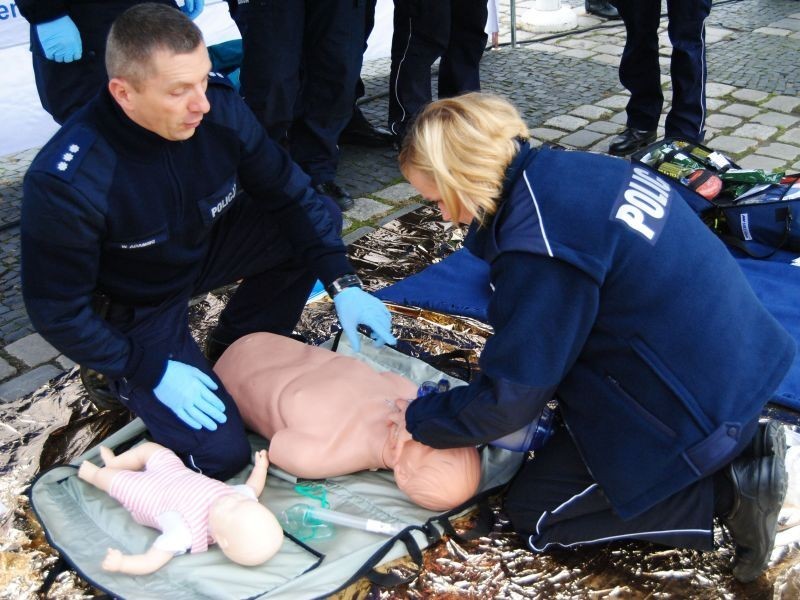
604 374 677 439
196 177 239 227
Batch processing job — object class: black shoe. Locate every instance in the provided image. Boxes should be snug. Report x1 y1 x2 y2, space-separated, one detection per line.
585 0 620 19
314 181 354 211
340 110 396 147
722 452 788 583
608 127 657 156
742 420 786 462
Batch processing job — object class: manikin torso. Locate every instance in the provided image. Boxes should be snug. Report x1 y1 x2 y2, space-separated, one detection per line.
215 333 419 478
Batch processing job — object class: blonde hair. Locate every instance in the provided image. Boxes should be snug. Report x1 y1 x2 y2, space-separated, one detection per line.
399 92 530 224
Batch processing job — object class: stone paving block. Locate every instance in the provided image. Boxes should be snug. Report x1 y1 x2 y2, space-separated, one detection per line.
597 95 629 110
706 26 734 43
373 182 418 204
342 217 352 232
377 203 423 227
762 95 800 113
570 105 613 120
754 27 792 36
721 103 762 118
752 111 800 129
342 226 375 245
731 123 778 141
731 89 769 103
530 127 567 142
590 54 621 67
524 42 565 54
0 356 16 380
558 38 597 50
706 98 727 111
5 333 59 368
346 198 393 222
705 82 736 98
705 113 743 129
558 130 606 149
658 56 670 69
735 154 787 172
543 115 589 132
585 121 624 135
592 44 623 56
610 111 628 125
0 365 62 403
756 143 800 161
704 136 758 154
769 18 800 32
793 160 800 171
562 48 595 60
778 128 800 145
791 31 800 40
56 355 77 371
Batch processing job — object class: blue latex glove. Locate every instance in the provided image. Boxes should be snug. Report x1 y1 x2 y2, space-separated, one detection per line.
180 0 205 20
153 360 227 430
333 287 396 352
36 15 82 63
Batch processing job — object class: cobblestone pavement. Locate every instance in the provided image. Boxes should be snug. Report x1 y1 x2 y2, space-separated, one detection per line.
1 0 799 401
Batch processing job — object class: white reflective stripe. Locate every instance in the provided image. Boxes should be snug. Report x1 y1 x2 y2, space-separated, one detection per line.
522 171 553 258
698 16 708 137
390 18 413 136
188 454 203 475
527 483 711 552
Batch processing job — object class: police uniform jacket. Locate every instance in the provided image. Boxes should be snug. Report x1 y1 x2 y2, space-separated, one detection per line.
405 141 796 518
21 76 350 394
16 0 168 25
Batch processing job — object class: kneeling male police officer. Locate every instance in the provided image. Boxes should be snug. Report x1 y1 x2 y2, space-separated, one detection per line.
21 3 395 480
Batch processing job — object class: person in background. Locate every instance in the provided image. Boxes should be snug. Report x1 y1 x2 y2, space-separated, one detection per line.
21 4 395 483
608 0 711 155
388 0 488 145
17 0 204 124
230 0 365 211
395 92 794 584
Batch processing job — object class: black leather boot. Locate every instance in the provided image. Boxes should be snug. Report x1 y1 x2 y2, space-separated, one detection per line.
721 437 788 583
585 0 620 19
314 180 354 211
608 127 657 156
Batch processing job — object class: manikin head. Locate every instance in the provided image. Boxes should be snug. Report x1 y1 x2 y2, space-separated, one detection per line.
208 493 284 566
106 3 212 141
388 425 481 511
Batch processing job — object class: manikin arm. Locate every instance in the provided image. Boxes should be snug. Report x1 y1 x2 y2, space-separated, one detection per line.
244 450 269 497
102 546 174 575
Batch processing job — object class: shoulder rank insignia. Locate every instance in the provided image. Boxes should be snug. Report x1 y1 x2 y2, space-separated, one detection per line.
46 126 96 182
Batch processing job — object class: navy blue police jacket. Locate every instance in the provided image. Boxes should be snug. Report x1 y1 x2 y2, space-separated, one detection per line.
405 142 796 519
21 74 351 393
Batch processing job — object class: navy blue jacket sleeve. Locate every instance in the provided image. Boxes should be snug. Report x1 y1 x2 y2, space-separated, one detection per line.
21 173 167 389
212 89 352 285
16 0 70 25
405 251 599 448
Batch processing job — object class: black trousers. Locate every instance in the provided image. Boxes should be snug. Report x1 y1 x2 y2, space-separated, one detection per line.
109 193 342 481
613 0 712 142
388 0 488 139
504 421 717 552
234 0 366 184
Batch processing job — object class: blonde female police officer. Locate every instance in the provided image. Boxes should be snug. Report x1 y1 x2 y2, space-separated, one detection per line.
396 93 795 583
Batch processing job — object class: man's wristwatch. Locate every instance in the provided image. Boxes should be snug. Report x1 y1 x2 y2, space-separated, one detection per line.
326 273 363 298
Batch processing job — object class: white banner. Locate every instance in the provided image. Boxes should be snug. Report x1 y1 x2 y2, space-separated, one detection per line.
0 1 30 50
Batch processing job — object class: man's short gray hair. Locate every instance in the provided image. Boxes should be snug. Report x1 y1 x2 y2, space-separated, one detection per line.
106 3 204 89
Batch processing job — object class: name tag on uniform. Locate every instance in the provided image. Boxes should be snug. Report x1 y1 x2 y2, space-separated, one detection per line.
611 167 672 244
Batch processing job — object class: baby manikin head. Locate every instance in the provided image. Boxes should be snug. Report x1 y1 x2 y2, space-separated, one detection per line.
208 493 284 566
393 438 481 511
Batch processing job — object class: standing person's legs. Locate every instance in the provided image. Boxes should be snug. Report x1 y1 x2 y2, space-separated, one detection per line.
289 0 366 187
236 1 304 143
388 0 450 141
664 0 711 142
437 0 488 98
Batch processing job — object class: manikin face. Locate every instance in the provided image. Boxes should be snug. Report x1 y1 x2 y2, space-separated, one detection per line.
405 168 473 224
111 44 212 141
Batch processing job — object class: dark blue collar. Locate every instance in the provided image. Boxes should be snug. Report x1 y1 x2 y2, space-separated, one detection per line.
501 139 537 198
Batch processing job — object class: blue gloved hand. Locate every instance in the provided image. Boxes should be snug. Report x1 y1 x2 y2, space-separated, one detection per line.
180 0 205 20
333 287 396 353
153 360 227 431
36 15 82 63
